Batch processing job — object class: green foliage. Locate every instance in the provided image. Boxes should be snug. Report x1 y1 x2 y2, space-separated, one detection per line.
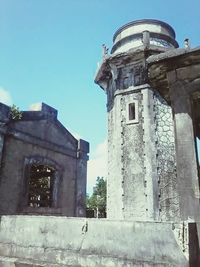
10 104 22 120
87 177 107 216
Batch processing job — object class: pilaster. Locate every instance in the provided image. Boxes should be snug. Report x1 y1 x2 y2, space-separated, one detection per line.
142 87 158 220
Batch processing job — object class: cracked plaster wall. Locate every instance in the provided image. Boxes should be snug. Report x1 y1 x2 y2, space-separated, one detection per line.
120 91 146 220
0 215 191 267
107 95 124 219
106 63 178 221
0 103 89 217
154 91 180 221
0 137 76 216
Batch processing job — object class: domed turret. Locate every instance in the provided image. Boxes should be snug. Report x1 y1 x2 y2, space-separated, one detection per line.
111 19 178 54
95 19 179 221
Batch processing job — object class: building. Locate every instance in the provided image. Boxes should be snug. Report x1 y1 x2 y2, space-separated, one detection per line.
95 19 179 221
0 102 89 217
0 19 199 266
95 19 200 265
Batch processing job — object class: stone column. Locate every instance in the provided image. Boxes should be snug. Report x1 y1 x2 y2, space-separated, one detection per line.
167 71 200 220
76 139 89 217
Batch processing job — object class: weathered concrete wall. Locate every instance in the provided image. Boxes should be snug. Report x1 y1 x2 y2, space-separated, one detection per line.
167 74 200 221
0 103 89 217
0 215 193 267
154 91 179 221
106 60 149 220
147 46 200 222
142 88 158 220
107 94 124 219
120 89 146 220
0 136 76 216
11 119 77 152
106 65 177 221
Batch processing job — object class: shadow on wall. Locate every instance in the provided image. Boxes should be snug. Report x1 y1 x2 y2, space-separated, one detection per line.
197 138 200 164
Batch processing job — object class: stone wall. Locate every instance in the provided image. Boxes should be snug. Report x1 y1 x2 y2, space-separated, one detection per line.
0 215 195 267
121 90 146 220
0 136 76 216
107 82 178 221
0 102 89 217
154 91 180 221
107 94 124 219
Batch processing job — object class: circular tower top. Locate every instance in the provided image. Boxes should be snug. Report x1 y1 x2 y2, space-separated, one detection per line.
111 19 179 54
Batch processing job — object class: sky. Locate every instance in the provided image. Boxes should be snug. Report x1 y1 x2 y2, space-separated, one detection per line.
0 0 199 194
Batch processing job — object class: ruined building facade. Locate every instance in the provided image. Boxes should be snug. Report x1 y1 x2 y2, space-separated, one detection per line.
0 102 89 217
0 19 200 267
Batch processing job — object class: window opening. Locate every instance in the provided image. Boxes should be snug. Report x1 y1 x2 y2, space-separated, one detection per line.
126 100 138 124
129 103 136 121
28 164 54 207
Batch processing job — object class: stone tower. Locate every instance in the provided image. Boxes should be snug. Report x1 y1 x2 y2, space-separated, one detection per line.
95 19 180 221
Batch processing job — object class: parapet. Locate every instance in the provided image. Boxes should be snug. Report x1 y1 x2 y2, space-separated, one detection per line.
0 216 197 266
22 102 58 120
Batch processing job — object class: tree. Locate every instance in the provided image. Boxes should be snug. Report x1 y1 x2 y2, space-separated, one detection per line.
10 105 22 120
87 177 107 218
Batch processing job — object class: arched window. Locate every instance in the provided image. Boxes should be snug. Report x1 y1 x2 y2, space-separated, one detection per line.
28 164 55 207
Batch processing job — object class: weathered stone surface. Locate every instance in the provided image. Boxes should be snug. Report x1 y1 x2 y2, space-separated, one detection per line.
146 23 200 255
147 46 200 222
95 19 178 221
1 18 200 267
95 18 200 266
0 215 194 267
153 91 179 220
0 102 89 217
147 46 200 102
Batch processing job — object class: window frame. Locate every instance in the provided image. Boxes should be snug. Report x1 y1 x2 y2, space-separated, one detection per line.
126 99 139 124
28 164 55 208
21 156 62 211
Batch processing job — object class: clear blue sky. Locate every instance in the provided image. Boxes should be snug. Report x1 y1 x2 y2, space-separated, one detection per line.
0 0 199 192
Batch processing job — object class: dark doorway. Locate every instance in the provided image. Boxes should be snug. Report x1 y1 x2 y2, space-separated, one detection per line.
28 164 55 207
